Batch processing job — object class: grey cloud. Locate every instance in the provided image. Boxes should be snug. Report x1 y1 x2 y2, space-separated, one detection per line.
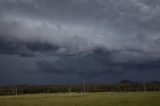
0 0 160 83
0 38 34 57
0 0 160 60
36 48 160 79
37 60 75 74
0 0 160 56
0 37 60 57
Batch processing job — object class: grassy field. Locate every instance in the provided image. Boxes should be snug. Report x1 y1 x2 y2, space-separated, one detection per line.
0 92 160 106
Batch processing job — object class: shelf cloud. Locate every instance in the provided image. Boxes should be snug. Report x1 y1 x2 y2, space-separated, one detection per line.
0 0 160 84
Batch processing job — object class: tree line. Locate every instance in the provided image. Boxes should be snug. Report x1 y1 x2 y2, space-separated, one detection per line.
0 80 160 95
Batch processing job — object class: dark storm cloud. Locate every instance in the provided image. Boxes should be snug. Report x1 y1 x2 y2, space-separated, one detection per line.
0 0 160 84
36 49 160 79
0 38 34 57
36 49 112 78
0 0 160 54
0 37 60 57
37 60 75 74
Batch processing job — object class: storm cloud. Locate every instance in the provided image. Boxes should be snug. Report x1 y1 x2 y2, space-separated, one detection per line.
0 0 160 84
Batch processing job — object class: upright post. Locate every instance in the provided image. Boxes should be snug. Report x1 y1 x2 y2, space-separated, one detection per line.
83 80 85 96
69 88 71 94
143 82 146 92
15 87 18 95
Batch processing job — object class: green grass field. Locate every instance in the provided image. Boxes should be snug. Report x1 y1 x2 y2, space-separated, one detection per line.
0 92 160 106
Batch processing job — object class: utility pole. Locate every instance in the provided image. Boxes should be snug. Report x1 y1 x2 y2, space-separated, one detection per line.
143 82 146 92
83 80 85 96
69 88 71 94
15 87 18 95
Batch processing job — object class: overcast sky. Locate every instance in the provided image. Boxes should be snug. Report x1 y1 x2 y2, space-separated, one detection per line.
0 0 160 85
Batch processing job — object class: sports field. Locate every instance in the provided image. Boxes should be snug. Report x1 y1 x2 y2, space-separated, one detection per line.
0 92 160 106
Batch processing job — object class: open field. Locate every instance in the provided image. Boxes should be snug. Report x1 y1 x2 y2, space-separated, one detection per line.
0 92 160 106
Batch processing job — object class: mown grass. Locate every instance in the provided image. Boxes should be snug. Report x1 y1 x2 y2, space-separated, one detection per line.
0 92 160 106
